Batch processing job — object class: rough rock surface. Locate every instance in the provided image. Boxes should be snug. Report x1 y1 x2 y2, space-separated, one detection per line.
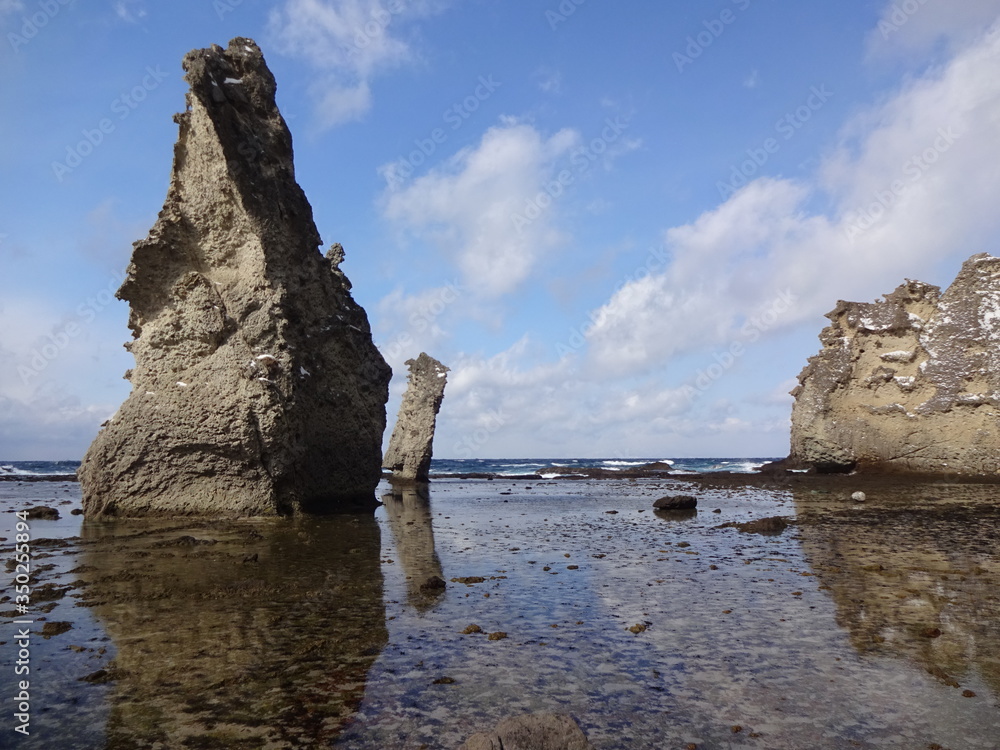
383 353 448 481
460 713 594 750
78 38 391 516
789 253 1000 475
653 494 697 510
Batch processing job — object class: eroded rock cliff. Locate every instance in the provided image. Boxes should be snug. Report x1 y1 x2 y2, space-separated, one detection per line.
78 38 391 516
789 253 1000 475
383 353 449 482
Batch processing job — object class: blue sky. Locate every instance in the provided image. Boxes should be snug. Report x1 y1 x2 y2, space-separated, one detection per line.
3 0 1000 460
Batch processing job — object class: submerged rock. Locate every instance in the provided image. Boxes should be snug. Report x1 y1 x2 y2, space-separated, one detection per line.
383 353 449 482
78 39 391 517
25 505 60 520
460 713 594 750
789 254 1000 475
718 516 793 535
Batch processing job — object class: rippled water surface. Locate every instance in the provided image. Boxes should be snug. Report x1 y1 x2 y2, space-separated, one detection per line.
2 477 998 749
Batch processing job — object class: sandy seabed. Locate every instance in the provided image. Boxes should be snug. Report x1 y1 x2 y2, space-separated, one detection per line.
1 475 999 749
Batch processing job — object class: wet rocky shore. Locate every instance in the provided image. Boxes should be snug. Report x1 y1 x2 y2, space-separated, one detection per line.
2 473 998 748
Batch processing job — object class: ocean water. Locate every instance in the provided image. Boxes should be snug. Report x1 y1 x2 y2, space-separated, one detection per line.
0 458 776 479
0 460 81 477
429 457 776 476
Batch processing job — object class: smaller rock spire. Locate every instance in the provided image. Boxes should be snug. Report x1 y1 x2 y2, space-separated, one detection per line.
384 353 449 482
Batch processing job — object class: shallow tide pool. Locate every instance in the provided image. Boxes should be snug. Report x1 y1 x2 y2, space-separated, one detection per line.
2 477 998 748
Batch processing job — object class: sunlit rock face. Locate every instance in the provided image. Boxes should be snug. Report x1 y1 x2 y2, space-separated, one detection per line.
790 253 1000 475
78 38 390 516
77 515 387 747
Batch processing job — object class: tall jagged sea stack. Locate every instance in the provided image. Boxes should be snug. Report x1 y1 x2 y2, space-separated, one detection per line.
383 353 449 482
789 253 1000 475
78 38 391 516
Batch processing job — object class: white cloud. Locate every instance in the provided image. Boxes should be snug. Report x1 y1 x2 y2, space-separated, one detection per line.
114 0 147 23
867 0 1000 59
754 377 799 407
374 281 464 371
381 121 580 298
434 338 788 458
0 388 113 460
0 293 130 459
533 67 562 94
587 23 1000 377
743 69 760 89
313 80 373 129
268 0 448 127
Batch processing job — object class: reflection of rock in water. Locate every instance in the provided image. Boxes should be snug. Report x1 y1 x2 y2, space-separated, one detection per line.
653 508 698 522
77 515 386 748
382 484 445 611
795 486 1000 694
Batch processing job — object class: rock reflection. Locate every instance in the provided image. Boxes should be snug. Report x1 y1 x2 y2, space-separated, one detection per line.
382 483 445 611
77 514 387 749
653 508 698 522
795 486 1000 695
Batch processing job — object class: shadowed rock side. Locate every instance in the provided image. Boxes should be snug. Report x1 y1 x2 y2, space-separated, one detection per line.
794 486 1000 696
789 253 1000 475
78 38 391 516
383 353 449 482
75 515 387 748
382 484 445 611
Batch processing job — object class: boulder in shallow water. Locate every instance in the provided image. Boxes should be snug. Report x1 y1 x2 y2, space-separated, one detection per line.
653 495 698 510
25 505 60 520
78 38 391 517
